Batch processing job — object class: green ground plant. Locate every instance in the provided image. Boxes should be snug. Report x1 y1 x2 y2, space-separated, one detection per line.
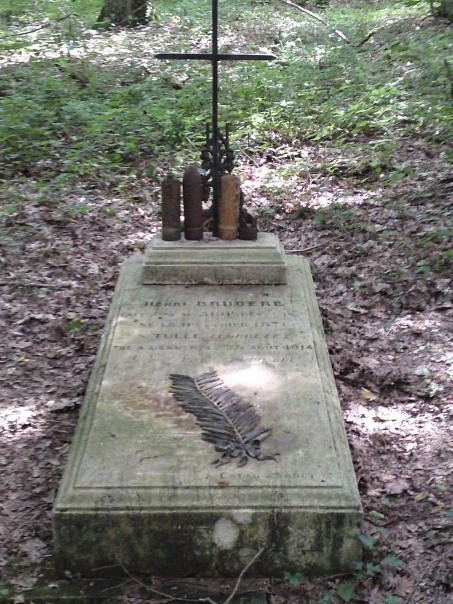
0 0 452 190
281 533 407 603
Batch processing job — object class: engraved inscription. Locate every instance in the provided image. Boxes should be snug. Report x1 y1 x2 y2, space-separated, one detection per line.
196 300 285 307
111 291 312 368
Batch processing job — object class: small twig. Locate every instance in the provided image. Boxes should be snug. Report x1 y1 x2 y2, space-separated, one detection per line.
0 281 72 288
239 150 261 167
272 0 352 44
100 577 135 592
427 538 453 548
421 522 453 533
223 546 265 604
313 570 353 583
3 14 72 38
287 241 327 254
116 562 218 603
356 26 384 47
104 547 264 604
403 544 453 603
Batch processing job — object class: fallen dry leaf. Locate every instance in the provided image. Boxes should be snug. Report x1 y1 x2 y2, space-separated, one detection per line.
361 387 379 401
385 479 411 495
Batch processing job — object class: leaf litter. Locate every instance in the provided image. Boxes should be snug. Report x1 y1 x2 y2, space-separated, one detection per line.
1 145 451 603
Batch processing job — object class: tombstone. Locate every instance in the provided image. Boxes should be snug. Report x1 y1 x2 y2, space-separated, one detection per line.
53 0 362 577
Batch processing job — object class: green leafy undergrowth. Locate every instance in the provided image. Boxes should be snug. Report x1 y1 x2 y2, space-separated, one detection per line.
0 0 452 189
0 59 210 183
0 0 102 26
313 533 406 603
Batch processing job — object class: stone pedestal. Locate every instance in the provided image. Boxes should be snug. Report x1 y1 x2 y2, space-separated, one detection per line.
142 232 287 285
53 237 362 576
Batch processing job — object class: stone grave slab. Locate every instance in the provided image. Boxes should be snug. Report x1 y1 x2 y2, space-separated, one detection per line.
53 254 362 577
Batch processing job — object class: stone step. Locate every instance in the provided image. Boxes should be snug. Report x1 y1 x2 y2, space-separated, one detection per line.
141 232 288 285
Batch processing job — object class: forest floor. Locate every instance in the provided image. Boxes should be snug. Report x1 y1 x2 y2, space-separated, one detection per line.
1 137 452 603
1 1 453 602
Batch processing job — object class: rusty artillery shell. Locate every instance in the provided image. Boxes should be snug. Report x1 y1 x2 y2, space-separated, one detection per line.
182 164 204 241
161 175 181 241
218 174 241 240
238 210 258 240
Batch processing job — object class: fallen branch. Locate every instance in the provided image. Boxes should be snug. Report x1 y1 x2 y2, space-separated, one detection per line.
272 0 352 45
445 59 453 99
403 544 453 603
355 26 384 47
270 0 409 48
0 281 74 288
223 546 265 604
287 241 327 254
105 546 265 604
3 14 72 38
356 15 431 47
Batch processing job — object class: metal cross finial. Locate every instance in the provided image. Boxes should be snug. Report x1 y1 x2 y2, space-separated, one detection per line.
156 0 275 235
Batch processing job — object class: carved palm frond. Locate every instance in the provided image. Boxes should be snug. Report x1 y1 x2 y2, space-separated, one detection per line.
169 371 278 467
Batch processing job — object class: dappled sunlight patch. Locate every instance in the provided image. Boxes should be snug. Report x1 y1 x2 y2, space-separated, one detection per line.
384 313 448 337
237 148 383 218
344 402 445 441
2 0 452 187
0 401 39 438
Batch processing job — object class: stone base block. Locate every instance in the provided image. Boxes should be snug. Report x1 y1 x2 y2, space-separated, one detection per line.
141 232 287 285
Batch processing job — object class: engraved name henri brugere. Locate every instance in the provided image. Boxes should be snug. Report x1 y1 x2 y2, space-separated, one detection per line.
139 300 286 307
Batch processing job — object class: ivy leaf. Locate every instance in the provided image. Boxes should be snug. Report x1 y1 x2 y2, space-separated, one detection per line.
369 510 385 520
0 586 12 597
283 571 303 586
364 562 380 577
336 581 356 602
357 532 376 552
381 553 404 569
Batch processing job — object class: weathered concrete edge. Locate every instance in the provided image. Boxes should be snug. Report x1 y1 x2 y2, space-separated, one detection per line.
0 578 268 604
294 256 362 503
141 268 287 285
53 257 136 506
53 509 362 577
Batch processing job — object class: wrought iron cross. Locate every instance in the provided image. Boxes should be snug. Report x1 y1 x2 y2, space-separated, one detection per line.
156 0 275 234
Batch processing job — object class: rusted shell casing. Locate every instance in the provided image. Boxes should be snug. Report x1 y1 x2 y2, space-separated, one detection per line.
238 211 258 240
161 175 181 241
183 165 204 241
218 174 241 240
